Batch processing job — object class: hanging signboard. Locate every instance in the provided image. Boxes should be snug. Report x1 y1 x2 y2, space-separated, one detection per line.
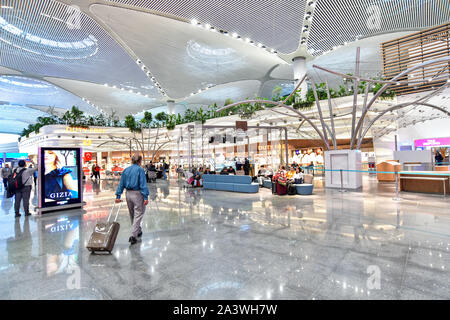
415 137 450 148
235 121 248 131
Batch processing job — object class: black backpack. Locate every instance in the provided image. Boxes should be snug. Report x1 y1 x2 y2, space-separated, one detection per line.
7 168 26 198
288 183 297 195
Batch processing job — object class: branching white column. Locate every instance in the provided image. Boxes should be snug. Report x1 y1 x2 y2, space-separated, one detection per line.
167 100 175 115
293 57 307 99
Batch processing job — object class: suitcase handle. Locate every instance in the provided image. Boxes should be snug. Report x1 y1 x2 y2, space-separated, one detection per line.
107 202 122 223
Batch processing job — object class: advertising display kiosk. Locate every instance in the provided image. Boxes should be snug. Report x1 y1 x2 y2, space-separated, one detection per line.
37 147 84 214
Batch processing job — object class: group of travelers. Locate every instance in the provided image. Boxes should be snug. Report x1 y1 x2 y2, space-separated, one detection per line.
145 161 169 182
269 165 307 195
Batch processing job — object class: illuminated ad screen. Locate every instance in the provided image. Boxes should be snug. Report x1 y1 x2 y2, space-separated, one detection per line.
39 147 82 209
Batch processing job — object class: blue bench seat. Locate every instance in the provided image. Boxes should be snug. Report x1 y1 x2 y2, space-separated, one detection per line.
202 174 259 193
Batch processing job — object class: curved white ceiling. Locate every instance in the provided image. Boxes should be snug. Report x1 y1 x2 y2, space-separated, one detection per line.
90 4 285 99
179 80 262 107
103 0 307 54
0 0 158 96
45 76 167 117
0 0 448 135
307 0 450 56
0 75 96 113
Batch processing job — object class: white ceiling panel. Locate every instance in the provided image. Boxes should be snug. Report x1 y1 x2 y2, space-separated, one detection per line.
45 76 168 117
0 65 21 75
104 0 307 54
180 80 261 107
0 0 158 95
307 0 450 56
0 75 96 113
90 4 286 99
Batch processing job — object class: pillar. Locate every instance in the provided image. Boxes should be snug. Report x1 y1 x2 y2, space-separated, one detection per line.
293 57 307 99
167 100 175 115
107 151 112 170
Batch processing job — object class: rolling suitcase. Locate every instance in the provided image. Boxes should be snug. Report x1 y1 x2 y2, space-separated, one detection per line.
276 183 287 195
271 181 277 194
86 202 122 254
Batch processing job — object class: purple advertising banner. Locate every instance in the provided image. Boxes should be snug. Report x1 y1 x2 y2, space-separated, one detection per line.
415 137 450 148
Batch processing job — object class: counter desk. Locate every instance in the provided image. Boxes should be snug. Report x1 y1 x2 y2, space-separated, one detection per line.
399 171 450 195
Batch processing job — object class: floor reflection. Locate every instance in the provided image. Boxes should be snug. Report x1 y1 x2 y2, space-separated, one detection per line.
0 177 448 300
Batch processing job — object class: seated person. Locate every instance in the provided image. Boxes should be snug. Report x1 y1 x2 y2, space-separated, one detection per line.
257 165 265 177
286 167 296 180
204 168 212 175
264 166 274 181
220 168 229 175
256 165 265 184
191 168 203 187
176 165 184 178
292 167 304 184
228 166 236 175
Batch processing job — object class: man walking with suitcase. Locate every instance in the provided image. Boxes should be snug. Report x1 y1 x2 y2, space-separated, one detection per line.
115 154 149 245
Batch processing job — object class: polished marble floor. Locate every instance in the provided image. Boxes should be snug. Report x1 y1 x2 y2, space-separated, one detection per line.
0 174 449 300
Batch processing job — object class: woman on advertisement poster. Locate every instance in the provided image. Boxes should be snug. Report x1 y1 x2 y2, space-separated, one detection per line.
44 150 78 202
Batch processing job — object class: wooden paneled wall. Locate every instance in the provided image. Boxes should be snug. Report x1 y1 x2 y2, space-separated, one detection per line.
381 22 450 95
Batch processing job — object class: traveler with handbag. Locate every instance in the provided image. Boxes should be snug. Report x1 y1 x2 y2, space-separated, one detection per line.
11 160 37 218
